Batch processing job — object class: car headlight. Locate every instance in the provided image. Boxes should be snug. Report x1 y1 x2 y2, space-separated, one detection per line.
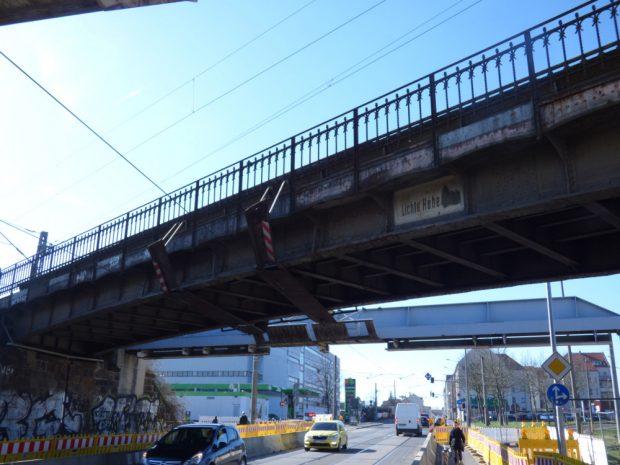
182 452 203 465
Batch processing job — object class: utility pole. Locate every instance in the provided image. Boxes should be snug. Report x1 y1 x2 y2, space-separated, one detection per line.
608 341 620 444
567 346 582 433
394 379 396 403
374 383 378 421
464 348 471 427
583 353 594 434
481 354 488 426
546 283 566 455
251 355 260 423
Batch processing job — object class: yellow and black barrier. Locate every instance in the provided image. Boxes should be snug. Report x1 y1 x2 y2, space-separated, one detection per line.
237 420 313 438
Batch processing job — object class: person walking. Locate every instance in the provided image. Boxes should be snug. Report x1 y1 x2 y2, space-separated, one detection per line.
238 412 249 425
449 420 466 464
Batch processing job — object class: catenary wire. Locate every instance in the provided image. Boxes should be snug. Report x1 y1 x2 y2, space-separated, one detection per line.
12 0 482 242
59 0 484 233
113 0 389 158
0 50 175 203
0 218 40 240
10 0 389 222
1 1 319 199
0 229 28 260
160 0 477 184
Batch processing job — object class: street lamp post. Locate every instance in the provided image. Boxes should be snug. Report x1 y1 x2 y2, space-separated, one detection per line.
481 354 488 426
464 348 471 427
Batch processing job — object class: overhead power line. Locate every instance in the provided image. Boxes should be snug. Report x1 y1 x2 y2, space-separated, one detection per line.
8 0 389 223
0 50 171 200
13 0 483 240
0 218 39 240
115 0 389 158
2 0 319 201
107 0 320 136
60 0 484 231
0 229 28 260
3 0 385 222
160 0 483 184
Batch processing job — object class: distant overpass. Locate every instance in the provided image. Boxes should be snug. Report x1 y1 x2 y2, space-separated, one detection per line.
0 0 191 26
2 1 620 357
129 297 620 357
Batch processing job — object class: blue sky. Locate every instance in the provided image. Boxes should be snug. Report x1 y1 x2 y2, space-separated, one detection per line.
1 0 618 409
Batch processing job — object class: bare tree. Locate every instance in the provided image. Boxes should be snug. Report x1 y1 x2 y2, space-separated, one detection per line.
485 349 514 425
314 355 336 416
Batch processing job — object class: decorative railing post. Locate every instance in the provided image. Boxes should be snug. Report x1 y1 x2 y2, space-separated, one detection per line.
429 73 439 167
236 160 244 234
289 136 296 213
95 225 102 252
524 31 537 85
71 236 77 261
157 198 163 227
193 180 201 212
238 160 244 195
123 213 130 240
353 108 360 192
524 30 541 135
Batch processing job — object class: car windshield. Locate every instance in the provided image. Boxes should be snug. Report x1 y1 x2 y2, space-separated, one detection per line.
311 422 338 431
160 427 215 448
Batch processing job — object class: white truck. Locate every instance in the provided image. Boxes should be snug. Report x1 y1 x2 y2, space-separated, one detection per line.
395 402 424 436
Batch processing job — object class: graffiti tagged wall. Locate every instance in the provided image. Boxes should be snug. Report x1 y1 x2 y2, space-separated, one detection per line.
0 347 176 440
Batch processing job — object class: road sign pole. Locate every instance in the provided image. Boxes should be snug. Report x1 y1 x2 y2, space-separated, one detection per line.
546 283 566 456
607 341 620 444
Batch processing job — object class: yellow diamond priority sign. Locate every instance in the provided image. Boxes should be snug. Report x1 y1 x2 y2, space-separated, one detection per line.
542 351 572 380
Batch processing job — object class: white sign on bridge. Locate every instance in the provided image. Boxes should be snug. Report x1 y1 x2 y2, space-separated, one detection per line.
393 176 464 226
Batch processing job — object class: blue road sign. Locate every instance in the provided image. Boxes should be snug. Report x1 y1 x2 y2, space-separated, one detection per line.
425 373 431 380
547 383 570 406
456 399 463 405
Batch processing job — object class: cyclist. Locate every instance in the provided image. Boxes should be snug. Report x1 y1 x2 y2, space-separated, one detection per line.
449 420 466 464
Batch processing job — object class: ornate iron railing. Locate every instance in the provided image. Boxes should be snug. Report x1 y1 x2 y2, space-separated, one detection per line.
1 0 618 295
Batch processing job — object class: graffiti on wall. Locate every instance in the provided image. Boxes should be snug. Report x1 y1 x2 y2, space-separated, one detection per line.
0 390 162 440
91 395 161 433
0 363 15 378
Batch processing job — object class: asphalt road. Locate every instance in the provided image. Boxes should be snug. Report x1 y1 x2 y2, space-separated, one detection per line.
249 423 426 465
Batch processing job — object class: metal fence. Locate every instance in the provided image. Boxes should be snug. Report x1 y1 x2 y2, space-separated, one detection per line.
1 0 619 296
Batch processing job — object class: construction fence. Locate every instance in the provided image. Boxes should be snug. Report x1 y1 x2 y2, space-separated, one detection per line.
0 433 161 463
435 426 588 465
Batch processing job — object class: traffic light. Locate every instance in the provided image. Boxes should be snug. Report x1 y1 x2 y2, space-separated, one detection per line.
431 392 435 397
431 377 434 383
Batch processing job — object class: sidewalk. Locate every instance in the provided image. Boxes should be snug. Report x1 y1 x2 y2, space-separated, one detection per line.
462 445 484 465
435 444 483 465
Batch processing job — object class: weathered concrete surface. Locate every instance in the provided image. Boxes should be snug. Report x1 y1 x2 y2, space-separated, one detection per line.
439 103 535 161
541 79 620 130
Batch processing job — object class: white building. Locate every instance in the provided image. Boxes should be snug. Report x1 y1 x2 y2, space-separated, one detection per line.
153 346 340 421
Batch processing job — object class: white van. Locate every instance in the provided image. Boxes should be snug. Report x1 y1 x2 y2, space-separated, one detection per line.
395 402 423 436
